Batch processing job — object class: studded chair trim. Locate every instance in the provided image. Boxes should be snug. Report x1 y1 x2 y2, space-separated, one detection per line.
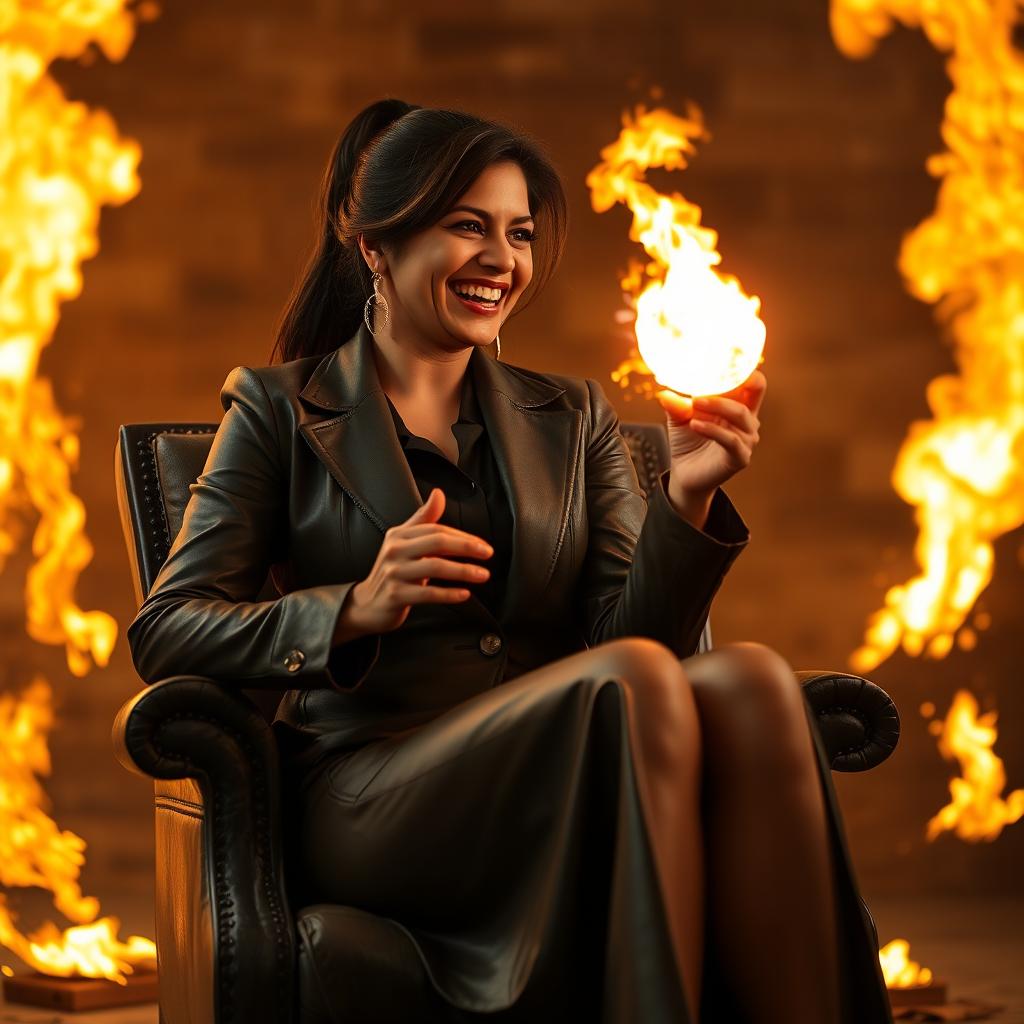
116 423 218 607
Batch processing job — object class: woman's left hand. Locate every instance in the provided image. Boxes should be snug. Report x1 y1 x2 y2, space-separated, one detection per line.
655 368 767 497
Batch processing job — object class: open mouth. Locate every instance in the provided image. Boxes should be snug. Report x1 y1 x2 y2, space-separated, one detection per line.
447 281 504 314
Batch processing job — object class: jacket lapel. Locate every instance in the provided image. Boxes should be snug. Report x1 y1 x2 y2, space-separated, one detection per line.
298 323 582 619
469 342 582 616
297 325 424 531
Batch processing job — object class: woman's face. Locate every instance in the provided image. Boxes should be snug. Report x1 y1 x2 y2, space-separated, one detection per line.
378 160 535 354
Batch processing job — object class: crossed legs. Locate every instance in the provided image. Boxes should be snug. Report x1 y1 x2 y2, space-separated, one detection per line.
592 637 841 1024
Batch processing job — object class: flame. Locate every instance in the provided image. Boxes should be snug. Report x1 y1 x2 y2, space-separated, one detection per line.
1 0 146 676
0 679 97 924
831 0 1024 672
0 0 159 983
586 103 766 399
924 689 1024 842
2 918 155 985
879 939 934 989
0 677 156 981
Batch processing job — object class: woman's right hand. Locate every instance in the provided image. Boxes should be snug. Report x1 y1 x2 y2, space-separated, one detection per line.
333 488 493 642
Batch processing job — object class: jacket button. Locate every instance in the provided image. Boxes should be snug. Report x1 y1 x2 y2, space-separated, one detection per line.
283 649 306 673
478 633 503 657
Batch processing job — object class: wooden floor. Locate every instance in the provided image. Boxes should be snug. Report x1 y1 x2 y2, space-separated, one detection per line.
870 893 1024 1023
0 999 155 1024
1 894 1020 1022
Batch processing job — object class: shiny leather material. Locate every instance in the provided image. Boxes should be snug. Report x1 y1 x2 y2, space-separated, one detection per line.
296 671 696 1020
112 323 901 1023
296 906 444 1023
126 323 751 765
797 670 900 771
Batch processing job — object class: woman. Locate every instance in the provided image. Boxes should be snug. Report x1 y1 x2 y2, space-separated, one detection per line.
127 99 892 1023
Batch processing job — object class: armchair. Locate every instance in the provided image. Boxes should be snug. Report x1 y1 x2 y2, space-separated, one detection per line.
112 419 900 1024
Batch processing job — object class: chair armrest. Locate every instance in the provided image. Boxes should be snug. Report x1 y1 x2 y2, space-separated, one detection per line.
112 676 296 1024
797 670 900 773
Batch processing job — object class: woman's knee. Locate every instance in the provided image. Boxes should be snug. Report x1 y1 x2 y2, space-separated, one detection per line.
603 638 701 776
597 637 685 695
696 641 798 701
594 637 698 739
688 642 811 768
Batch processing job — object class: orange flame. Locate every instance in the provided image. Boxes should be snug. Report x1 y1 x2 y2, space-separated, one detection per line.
1 917 155 984
586 103 766 399
924 690 1024 842
0 0 158 983
879 938 934 989
831 0 1024 672
0 677 156 981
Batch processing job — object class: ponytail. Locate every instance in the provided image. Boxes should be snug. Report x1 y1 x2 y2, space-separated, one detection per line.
270 98 419 364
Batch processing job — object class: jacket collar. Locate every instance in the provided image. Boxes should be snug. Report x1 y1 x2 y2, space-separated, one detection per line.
297 321 565 413
297 323 580 623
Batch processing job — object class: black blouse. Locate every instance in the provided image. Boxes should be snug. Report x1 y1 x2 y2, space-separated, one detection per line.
382 370 513 618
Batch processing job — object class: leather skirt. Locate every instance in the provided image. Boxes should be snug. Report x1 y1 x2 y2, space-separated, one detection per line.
292 649 893 1024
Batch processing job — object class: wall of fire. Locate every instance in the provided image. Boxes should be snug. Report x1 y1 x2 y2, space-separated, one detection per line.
7 0 1020 947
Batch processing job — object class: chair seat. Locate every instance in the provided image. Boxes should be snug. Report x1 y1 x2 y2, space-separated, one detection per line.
297 904 448 1024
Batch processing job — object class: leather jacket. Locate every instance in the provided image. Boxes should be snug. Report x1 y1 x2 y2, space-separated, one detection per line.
126 323 750 767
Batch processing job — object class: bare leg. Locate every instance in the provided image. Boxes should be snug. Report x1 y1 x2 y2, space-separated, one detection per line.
682 641 841 1024
593 637 707 1021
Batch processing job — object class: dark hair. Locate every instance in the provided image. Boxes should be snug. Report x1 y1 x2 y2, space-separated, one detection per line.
269 99 568 364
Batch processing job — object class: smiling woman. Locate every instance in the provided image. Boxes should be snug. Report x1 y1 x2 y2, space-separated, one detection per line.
128 97 893 1024
361 161 535 350
270 100 566 365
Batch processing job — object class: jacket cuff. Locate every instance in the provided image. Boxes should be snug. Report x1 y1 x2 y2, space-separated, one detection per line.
325 631 382 693
322 580 382 692
653 469 749 547
270 581 381 690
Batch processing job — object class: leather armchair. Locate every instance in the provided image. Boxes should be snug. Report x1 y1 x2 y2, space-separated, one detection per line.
112 420 900 1024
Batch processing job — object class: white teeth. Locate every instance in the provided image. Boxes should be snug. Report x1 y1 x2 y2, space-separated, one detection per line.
452 282 502 302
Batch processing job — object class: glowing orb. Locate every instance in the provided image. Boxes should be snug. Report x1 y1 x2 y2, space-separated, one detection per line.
635 254 766 397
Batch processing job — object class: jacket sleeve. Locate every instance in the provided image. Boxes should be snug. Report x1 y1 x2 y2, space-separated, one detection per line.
577 377 750 658
126 365 381 692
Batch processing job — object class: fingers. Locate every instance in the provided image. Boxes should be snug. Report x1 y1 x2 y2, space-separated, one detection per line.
393 490 493 561
391 556 490 585
688 418 753 465
407 487 445 523
393 582 472 604
723 368 767 414
655 388 694 422
395 526 494 561
692 395 759 438
690 393 760 461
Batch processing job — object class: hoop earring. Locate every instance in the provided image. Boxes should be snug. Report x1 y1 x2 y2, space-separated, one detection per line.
494 333 501 360
363 271 390 335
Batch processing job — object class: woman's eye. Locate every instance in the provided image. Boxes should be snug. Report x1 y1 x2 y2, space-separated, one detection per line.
452 221 534 243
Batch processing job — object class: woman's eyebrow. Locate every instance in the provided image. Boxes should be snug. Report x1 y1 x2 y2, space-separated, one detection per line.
448 204 535 225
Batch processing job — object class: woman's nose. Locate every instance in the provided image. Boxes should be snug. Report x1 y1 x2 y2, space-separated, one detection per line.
479 238 517 273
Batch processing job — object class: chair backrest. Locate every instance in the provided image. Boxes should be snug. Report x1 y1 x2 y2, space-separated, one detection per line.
115 419 702 720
